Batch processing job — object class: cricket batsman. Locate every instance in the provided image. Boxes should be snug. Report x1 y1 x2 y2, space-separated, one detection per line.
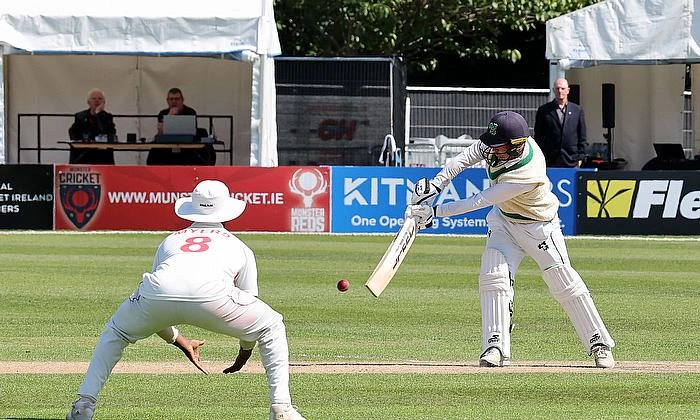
407 111 615 368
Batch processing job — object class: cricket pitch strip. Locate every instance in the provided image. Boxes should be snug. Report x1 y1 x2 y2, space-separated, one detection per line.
2 360 699 374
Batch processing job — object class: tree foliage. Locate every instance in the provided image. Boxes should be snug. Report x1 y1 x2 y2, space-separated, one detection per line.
274 0 601 72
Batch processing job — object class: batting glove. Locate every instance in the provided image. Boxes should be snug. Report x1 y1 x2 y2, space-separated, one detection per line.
405 203 436 230
411 178 442 206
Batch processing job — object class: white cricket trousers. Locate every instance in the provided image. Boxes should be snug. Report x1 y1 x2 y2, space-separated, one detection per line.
78 294 292 405
484 208 614 353
485 209 570 271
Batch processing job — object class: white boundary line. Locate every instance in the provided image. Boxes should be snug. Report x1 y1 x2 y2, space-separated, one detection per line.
0 230 698 241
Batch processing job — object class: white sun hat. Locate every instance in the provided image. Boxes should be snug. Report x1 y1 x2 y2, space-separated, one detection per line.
174 180 246 223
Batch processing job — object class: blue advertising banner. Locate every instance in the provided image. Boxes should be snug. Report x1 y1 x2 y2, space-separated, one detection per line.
548 168 582 236
330 167 580 235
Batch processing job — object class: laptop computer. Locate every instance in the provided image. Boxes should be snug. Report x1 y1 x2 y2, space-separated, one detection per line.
163 115 197 135
156 115 198 144
653 143 686 160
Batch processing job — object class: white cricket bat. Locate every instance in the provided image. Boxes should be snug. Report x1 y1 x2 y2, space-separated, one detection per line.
365 217 418 297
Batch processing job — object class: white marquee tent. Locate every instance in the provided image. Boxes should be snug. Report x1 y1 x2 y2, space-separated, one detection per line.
0 0 281 166
546 0 700 169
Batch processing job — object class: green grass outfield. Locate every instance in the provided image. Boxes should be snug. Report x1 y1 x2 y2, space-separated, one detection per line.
1 232 699 419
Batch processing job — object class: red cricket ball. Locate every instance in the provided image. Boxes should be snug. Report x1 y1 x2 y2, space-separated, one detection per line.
337 279 350 292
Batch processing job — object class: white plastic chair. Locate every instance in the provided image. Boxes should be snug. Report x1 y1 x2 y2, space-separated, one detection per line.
404 137 439 167
437 134 477 165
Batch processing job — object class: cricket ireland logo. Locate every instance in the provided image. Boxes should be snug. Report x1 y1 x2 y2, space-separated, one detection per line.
488 122 498 136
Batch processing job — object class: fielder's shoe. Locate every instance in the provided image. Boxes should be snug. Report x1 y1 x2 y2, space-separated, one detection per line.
270 404 306 420
479 346 510 367
592 344 616 368
66 396 96 420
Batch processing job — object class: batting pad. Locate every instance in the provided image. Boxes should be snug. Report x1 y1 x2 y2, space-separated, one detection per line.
479 248 514 358
542 265 615 353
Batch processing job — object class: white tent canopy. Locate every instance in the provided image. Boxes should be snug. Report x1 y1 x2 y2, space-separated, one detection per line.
547 0 700 65
0 0 281 166
545 0 700 170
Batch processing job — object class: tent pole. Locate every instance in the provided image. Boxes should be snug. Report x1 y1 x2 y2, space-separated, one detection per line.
0 47 5 164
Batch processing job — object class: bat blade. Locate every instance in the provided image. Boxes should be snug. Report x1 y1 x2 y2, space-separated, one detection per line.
365 217 417 297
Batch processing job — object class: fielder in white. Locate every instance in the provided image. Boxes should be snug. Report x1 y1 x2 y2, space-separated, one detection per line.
67 180 305 420
407 111 615 368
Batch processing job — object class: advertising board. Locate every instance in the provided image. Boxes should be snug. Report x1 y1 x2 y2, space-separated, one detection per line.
0 165 53 230
331 167 579 235
54 165 330 232
577 171 700 235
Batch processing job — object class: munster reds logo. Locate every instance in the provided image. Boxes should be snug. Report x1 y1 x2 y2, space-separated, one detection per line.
289 168 327 208
60 184 101 229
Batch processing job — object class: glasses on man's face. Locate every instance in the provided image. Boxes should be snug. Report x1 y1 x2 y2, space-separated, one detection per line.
167 96 183 102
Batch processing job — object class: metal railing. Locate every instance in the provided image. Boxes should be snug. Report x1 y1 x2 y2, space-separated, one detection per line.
16 113 234 165
407 87 550 141
402 87 549 167
404 135 479 167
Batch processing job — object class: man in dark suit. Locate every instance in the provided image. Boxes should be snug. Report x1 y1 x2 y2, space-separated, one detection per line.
534 78 587 168
68 88 116 164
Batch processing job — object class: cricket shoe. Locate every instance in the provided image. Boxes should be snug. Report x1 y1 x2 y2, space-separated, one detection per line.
479 346 511 367
270 404 306 420
592 344 615 368
66 396 96 420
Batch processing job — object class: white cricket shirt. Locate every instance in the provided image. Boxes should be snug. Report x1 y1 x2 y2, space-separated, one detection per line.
432 138 559 222
138 222 258 302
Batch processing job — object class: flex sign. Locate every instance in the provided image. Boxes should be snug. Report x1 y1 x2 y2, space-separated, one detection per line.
577 171 700 235
330 167 579 235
